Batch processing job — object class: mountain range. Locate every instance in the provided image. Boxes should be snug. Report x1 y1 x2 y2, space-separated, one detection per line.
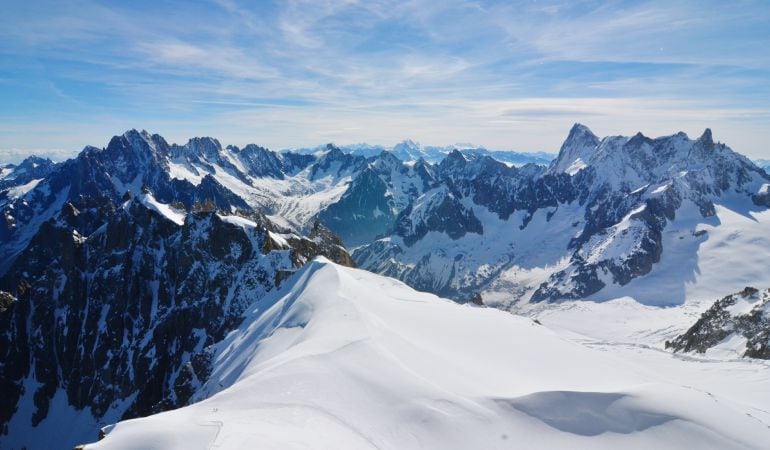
355 125 770 305
1 124 770 448
283 140 555 167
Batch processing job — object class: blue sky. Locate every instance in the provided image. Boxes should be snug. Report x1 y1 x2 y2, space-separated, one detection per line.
1 0 770 161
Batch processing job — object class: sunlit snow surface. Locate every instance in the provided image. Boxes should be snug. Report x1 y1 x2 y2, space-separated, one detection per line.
165 147 356 231
135 192 186 225
88 258 770 450
483 193 770 307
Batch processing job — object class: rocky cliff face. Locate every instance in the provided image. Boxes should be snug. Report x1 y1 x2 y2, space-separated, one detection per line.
0 131 257 276
0 132 354 448
318 167 395 247
0 196 353 445
665 287 770 359
318 151 436 247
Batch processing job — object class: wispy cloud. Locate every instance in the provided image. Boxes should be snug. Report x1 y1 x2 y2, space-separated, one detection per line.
1 0 769 158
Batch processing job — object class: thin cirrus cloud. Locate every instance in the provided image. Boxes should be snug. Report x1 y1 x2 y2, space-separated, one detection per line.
0 0 769 162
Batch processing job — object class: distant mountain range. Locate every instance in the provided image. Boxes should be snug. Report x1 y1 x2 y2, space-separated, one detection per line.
2 125 770 448
284 140 555 166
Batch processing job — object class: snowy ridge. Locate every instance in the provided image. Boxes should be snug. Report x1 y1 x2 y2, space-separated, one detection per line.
548 123 601 175
755 159 770 173
88 259 770 449
135 191 186 225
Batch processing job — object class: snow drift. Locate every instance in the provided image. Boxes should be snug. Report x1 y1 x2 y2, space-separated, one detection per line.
87 258 770 449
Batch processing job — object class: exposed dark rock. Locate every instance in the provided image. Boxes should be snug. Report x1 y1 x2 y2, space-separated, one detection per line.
284 221 356 268
753 189 770 207
234 144 285 179
666 287 770 359
0 290 16 313
0 194 353 441
395 188 483 247
280 152 316 174
319 168 394 247
309 144 366 180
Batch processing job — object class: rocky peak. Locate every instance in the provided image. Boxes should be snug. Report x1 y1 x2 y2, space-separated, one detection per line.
280 151 316 174
0 155 57 191
395 185 483 246
14 155 54 172
552 124 768 194
444 148 466 161
102 130 171 174
325 143 344 158
314 144 349 167
468 154 510 175
568 123 598 140
394 139 418 150
412 157 436 181
626 131 653 148
237 144 284 179
183 137 224 161
392 139 421 161
310 145 366 180
437 149 467 177
549 123 600 175
369 150 403 173
699 128 714 146
121 129 170 157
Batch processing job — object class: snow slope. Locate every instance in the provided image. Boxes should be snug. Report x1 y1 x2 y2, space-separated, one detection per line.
583 195 770 305
483 194 770 308
87 258 770 449
162 145 355 231
135 191 186 225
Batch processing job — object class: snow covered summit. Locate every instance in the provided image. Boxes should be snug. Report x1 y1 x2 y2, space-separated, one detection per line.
355 124 770 304
87 258 770 450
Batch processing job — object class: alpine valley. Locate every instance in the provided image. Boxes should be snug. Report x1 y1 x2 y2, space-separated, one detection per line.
2 124 770 449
